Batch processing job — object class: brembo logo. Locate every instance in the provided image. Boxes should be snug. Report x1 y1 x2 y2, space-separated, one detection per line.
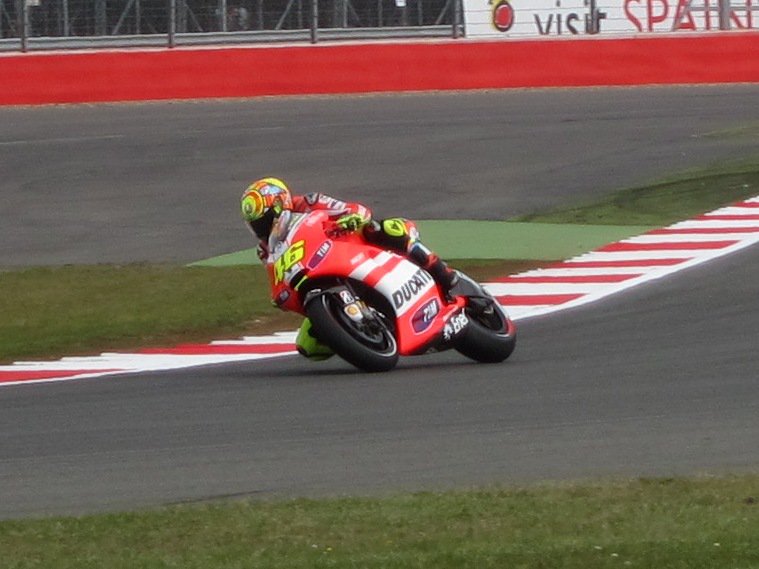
392 269 433 310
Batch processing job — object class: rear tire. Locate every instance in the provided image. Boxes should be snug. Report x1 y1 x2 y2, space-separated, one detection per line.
306 293 399 373
455 304 516 364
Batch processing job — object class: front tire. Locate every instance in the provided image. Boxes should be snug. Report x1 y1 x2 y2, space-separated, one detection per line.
306 293 399 373
455 304 516 364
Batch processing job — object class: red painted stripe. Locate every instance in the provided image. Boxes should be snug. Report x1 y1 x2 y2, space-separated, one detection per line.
560 258 686 268
363 255 405 289
3 34 759 105
495 293 584 306
138 343 295 355
649 227 759 235
698 214 759 221
0 369 124 384
598 240 738 252
493 274 641 284
732 201 759 208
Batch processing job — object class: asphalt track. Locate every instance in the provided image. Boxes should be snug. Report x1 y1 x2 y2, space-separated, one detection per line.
1 85 759 519
2 85 759 266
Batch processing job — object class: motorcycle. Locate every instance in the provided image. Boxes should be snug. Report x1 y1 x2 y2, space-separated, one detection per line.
265 209 516 372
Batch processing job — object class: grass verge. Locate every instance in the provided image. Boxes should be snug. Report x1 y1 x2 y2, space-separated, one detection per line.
0 260 549 364
5 156 759 363
1 475 758 568
515 157 759 225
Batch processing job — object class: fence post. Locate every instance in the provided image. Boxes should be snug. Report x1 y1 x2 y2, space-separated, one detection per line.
168 0 176 47
718 0 731 30
310 0 318 43
219 0 227 32
18 0 28 52
452 0 461 38
62 0 70 36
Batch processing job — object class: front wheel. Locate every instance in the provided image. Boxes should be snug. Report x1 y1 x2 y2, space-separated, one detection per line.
306 293 399 373
455 303 516 364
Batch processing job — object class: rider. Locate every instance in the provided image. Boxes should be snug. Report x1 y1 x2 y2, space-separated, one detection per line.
240 177 458 361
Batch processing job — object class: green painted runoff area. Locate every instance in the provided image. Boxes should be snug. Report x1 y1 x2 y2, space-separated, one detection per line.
191 221 654 266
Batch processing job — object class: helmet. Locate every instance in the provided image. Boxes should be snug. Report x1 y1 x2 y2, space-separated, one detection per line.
241 177 293 240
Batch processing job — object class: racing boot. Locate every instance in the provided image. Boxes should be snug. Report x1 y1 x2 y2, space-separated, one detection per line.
295 318 334 361
408 242 459 299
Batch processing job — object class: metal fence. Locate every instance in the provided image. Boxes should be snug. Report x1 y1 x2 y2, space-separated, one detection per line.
0 0 462 50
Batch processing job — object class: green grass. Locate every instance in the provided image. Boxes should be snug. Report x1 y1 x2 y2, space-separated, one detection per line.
3 156 759 364
515 158 759 226
0 265 273 363
1 476 758 568
0 260 544 363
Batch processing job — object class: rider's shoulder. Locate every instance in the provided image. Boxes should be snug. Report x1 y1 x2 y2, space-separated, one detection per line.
302 192 322 206
300 192 347 210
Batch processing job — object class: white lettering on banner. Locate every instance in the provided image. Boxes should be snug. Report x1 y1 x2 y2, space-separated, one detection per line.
462 0 757 39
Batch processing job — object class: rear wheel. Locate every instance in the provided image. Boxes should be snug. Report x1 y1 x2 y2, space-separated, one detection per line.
455 303 516 363
306 293 399 373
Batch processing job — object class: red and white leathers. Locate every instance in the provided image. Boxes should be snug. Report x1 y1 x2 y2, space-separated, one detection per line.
257 192 457 295
255 193 370 259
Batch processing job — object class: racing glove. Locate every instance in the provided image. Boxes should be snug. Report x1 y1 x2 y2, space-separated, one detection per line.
335 213 368 233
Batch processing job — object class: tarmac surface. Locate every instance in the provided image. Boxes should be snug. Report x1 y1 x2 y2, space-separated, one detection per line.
2 243 758 519
2 85 759 266
1 85 759 518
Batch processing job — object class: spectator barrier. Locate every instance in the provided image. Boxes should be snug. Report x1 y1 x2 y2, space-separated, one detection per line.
1 32 758 105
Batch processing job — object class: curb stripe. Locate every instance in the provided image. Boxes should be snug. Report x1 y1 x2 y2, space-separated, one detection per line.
492 274 641 284
494 293 585 306
138 343 295 355
3 195 759 387
560 258 686 268
649 227 759 235
0 369 124 384
598 240 738 252
699 214 759 221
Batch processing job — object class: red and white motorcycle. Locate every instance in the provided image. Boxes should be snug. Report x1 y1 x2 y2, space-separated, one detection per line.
266 209 516 372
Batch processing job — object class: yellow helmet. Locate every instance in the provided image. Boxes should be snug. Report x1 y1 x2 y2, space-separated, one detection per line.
240 177 293 222
241 177 293 241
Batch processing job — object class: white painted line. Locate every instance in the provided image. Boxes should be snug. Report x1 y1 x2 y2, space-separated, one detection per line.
622 233 759 243
511 267 650 277
570 250 697 261
3 195 759 387
669 220 759 229
485 282 619 295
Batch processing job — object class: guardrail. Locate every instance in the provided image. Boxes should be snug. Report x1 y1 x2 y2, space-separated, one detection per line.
0 0 463 51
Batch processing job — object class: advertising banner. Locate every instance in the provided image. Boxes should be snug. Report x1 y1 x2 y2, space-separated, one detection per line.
462 0 757 39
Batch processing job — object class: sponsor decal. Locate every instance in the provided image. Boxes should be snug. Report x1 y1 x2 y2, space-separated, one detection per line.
491 0 515 31
343 303 363 322
350 253 366 266
275 289 290 306
392 269 434 310
411 298 440 334
442 311 469 342
304 192 319 206
273 239 305 284
307 240 332 270
469 0 757 39
624 0 755 33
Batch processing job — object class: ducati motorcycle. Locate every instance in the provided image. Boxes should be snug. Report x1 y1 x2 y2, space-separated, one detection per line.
266 210 516 372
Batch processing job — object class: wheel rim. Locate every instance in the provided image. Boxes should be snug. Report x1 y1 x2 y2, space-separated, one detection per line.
328 296 396 354
468 302 509 334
